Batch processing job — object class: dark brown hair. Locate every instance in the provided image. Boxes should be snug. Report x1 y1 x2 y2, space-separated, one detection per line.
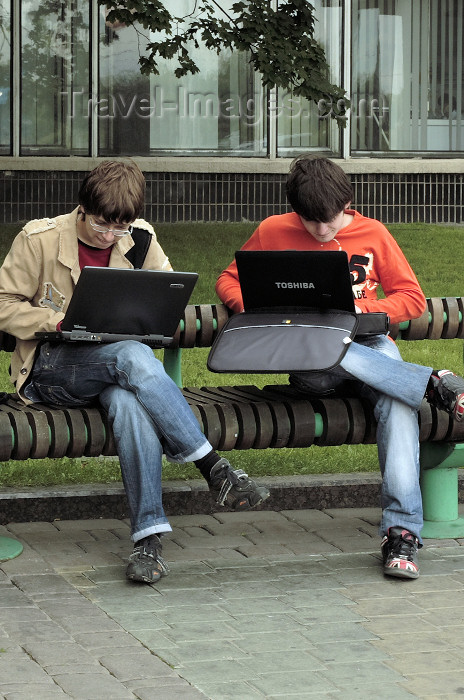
78 160 146 223
286 155 353 222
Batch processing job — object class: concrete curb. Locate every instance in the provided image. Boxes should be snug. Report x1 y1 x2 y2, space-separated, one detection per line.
1 473 381 524
1 472 463 525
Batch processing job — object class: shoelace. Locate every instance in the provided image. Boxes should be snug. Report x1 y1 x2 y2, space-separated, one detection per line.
130 538 169 574
216 467 249 506
389 532 417 560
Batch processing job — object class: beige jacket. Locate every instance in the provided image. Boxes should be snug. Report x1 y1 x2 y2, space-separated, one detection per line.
0 208 171 402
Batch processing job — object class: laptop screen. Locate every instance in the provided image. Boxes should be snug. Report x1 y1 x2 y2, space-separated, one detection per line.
61 267 198 336
235 250 355 313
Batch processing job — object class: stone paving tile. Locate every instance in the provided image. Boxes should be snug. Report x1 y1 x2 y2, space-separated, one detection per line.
0 549 55 576
195 681 265 699
57 614 126 635
420 607 464 628
319 659 408 687
340 576 462 601
52 672 136 699
102 611 171 632
1 620 73 643
0 605 49 623
371 632 458 655
276 588 357 608
317 685 416 699
386 649 464 675
169 546 250 562
36 597 109 620
0 682 69 698
310 640 389 664
0 651 54 684
311 534 378 553
135 687 208 699
236 542 302 557
160 621 242 644
300 621 380 644
21 640 99 668
170 533 253 549
287 604 366 625
5 522 60 534
230 630 314 654
280 508 340 527
124 628 180 650
353 597 428 617
249 669 338 696
141 605 235 626
401 671 464 697
54 518 129 532
213 511 297 525
362 616 440 636
98 650 181 682
239 650 325 673
9 573 78 599
68 630 144 651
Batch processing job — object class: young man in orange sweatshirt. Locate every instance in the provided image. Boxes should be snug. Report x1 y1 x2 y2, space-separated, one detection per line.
216 155 464 580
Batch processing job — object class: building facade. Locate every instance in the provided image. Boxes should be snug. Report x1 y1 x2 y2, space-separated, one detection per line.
0 1 463 223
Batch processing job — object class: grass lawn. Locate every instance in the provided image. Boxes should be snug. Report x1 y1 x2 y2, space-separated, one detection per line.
0 220 462 487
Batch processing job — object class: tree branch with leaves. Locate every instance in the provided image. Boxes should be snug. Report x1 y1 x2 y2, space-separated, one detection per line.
100 0 349 125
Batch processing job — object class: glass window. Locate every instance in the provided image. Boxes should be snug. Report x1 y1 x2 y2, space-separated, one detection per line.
351 0 464 154
0 0 11 153
20 1 90 155
98 1 266 156
276 0 343 158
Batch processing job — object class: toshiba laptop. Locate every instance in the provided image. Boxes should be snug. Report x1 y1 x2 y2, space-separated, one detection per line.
235 250 356 313
35 267 198 347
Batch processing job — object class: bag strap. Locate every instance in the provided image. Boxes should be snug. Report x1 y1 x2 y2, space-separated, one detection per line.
125 227 152 269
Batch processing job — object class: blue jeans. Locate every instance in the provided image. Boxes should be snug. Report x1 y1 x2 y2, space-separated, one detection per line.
24 341 212 541
291 334 433 542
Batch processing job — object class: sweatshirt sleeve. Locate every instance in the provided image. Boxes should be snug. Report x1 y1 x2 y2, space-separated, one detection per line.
354 229 426 323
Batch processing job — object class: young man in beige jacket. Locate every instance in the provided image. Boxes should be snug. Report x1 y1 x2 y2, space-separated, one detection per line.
0 161 269 583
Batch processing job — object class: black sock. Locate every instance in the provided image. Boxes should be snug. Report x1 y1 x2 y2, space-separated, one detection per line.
194 451 222 482
427 370 440 393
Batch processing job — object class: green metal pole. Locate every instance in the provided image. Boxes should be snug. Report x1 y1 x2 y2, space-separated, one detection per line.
420 467 458 522
163 348 183 387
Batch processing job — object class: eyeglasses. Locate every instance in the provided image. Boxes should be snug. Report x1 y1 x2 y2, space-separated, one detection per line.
88 216 133 238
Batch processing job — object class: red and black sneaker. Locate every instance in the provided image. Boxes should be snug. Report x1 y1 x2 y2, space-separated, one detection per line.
381 527 420 580
426 369 464 422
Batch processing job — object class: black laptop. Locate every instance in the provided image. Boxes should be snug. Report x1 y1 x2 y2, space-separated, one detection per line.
35 266 198 347
234 250 388 336
235 250 356 313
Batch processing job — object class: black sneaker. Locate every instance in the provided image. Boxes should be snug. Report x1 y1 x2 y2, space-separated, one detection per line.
427 369 464 421
209 458 270 510
126 534 169 584
381 527 419 579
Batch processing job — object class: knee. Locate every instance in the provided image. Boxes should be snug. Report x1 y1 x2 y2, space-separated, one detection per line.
115 340 155 363
375 395 419 442
113 341 164 375
100 385 140 419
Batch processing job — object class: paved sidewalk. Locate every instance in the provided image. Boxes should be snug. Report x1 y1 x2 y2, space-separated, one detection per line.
1 507 464 699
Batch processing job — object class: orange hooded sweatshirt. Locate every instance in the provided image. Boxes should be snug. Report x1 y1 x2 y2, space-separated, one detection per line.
215 211 426 325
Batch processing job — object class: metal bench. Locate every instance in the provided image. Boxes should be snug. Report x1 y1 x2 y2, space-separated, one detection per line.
1 297 464 553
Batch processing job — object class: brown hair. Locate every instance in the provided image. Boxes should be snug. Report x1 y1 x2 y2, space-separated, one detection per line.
78 160 146 223
286 155 353 222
